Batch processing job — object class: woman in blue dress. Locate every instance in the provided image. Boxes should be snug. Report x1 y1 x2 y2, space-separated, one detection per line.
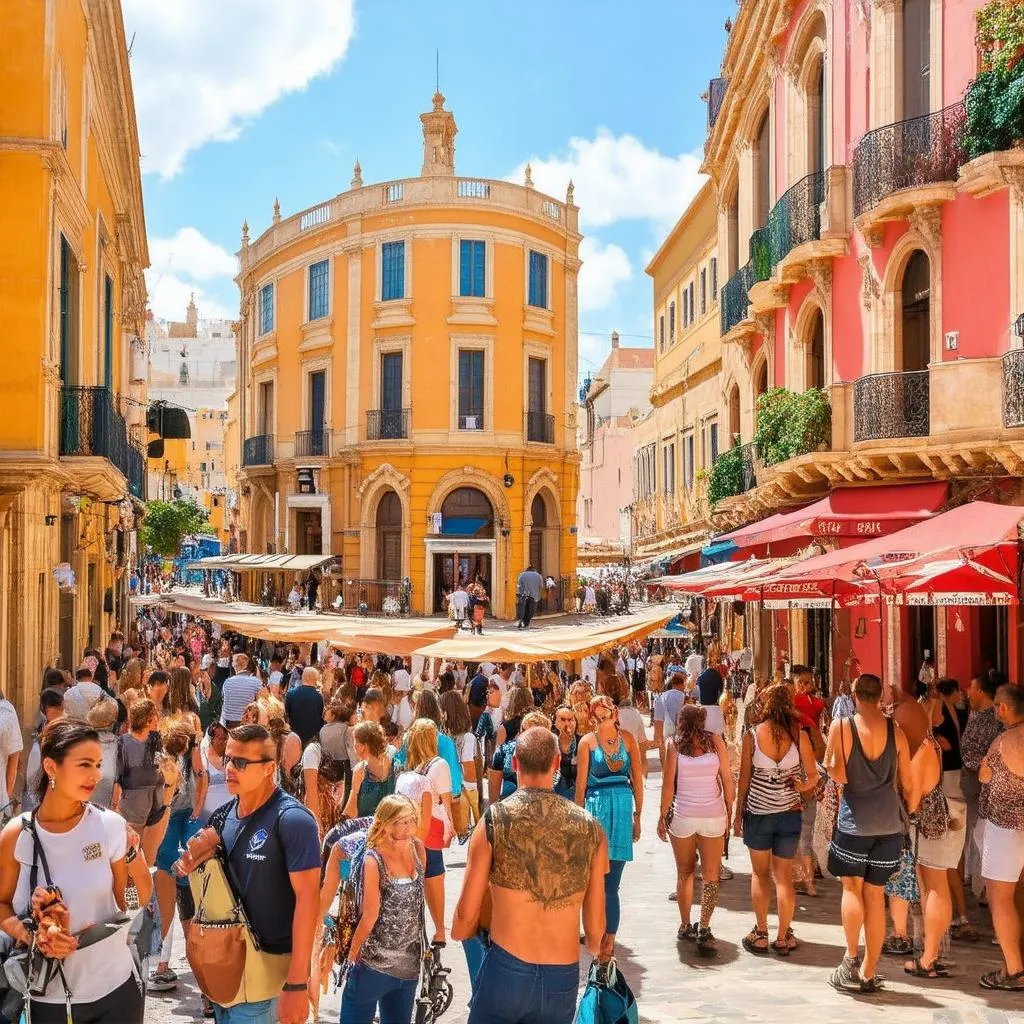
575 694 644 962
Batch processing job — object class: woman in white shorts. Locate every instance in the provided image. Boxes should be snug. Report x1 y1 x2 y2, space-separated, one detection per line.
657 704 734 956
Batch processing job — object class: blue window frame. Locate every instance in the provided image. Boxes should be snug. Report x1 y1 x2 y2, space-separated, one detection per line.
259 283 274 335
459 240 486 297
308 259 329 320
528 250 548 309
381 241 405 301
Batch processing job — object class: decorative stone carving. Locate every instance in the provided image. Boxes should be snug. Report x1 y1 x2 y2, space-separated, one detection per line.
566 179 575 206
808 259 832 297
909 205 942 254
241 220 250 247
356 462 410 500
272 198 281 224
351 160 363 189
754 312 776 346
1003 167 1024 207
858 254 881 308
860 222 886 248
524 163 533 188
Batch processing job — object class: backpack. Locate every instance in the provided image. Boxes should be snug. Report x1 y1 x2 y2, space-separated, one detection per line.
318 725 351 786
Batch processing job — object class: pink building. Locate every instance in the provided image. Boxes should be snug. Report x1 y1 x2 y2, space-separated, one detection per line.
703 0 1024 686
577 334 653 562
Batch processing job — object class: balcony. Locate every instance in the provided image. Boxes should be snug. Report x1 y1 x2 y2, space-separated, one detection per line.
707 77 727 130
853 370 930 442
709 442 757 504
127 444 146 501
750 170 825 281
853 102 967 222
59 385 140 500
720 262 756 337
1002 350 1024 428
242 434 274 467
367 408 409 441
525 410 555 444
294 428 331 459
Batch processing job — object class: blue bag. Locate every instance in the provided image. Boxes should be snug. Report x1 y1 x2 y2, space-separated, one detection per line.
574 959 639 1024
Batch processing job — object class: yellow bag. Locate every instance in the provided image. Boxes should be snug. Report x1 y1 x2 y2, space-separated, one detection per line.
450 791 471 837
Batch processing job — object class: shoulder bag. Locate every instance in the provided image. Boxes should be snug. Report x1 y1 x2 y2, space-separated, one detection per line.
574 958 639 1024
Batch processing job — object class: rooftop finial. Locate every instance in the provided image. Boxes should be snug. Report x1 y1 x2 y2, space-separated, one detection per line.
272 198 281 224
241 219 249 246
524 163 534 188
351 159 363 189
420 92 457 176
566 178 575 206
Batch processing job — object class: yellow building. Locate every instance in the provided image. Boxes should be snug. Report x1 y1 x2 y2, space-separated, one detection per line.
0 0 148 715
233 94 581 616
633 180 722 571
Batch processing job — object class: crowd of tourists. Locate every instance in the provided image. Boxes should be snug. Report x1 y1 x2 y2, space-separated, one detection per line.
0 602 1021 1023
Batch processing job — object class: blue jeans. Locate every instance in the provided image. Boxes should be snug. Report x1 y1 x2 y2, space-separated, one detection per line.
605 859 626 934
467 943 578 1024
213 999 277 1024
462 937 486 993
340 961 416 1024
156 807 203 873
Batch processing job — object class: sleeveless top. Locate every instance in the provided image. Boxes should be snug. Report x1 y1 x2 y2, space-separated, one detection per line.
745 727 801 815
359 848 424 981
585 740 634 862
356 757 398 818
837 718 902 837
980 739 1024 830
934 702 966 772
675 750 725 819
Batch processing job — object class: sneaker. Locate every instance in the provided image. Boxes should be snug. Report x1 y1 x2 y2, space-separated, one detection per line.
148 969 178 992
720 865 734 881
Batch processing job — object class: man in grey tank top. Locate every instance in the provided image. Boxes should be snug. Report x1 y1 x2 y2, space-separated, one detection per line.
824 673 912 995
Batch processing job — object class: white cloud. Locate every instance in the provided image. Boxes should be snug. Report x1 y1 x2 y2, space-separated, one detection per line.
578 238 632 314
148 227 237 280
146 272 235 323
509 130 707 232
124 0 356 177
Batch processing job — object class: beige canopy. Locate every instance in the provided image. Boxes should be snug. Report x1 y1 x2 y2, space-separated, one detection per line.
190 553 338 572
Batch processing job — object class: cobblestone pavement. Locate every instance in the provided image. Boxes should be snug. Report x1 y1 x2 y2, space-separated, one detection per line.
146 744 1024 1024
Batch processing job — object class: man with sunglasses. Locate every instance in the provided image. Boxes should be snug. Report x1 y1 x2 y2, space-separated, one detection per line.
177 724 321 1024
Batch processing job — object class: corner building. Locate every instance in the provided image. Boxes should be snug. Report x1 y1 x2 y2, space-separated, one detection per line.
234 95 581 617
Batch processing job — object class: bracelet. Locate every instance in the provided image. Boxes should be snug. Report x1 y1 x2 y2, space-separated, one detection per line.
282 981 308 992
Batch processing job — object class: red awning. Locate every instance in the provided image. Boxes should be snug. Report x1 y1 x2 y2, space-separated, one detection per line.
749 501 1024 605
718 482 949 550
657 558 776 595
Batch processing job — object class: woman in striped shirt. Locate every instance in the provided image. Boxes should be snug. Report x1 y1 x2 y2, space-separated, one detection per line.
734 684 819 956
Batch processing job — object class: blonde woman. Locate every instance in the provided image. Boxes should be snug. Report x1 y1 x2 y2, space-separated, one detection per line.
395 720 452 944
341 795 425 1024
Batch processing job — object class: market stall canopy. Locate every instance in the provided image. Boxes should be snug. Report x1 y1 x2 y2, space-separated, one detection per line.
884 555 1018 606
653 559 767 594
409 606 676 663
717 482 948 550
701 557 800 601
747 500 1024 606
191 553 338 572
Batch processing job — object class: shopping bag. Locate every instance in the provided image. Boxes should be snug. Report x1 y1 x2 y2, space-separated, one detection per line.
574 959 639 1024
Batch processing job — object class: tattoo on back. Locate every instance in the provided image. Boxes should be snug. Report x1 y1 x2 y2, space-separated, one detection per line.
489 789 601 909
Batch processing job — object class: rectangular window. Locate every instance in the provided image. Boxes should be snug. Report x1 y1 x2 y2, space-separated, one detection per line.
103 273 113 391
309 371 325 432
711 257 718 300
381 241 405 301
663 442 676 496
259 283 274 335
688 283 695 324
709 420 720 465
459 239 486 297
528 357 546 414
528 250 549 308
684 433 695 490
700 269 707 315
682 291 689 330
381 352 403 412
307 260 329 321
59 235 79 385
458 350 485 428
257 381 274 435
669 301 675 342
659 315 665 351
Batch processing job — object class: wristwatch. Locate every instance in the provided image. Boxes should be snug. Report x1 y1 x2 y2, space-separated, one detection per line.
282 981 308 992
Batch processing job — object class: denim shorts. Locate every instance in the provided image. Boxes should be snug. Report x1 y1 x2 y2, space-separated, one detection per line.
156 807 204 873
743 809 802 858
425 847 445 878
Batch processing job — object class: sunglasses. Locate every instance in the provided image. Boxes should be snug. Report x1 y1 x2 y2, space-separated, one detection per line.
226 756 275 771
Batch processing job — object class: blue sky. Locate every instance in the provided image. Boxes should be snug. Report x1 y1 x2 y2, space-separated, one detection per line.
126 0 734 378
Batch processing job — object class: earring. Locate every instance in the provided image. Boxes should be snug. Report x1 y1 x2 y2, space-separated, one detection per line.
48 776 55 791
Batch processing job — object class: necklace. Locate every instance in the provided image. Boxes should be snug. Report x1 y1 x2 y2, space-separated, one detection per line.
599 732 625 772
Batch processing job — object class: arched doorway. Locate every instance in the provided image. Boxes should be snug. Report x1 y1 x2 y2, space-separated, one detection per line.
901 250 930 373
529 494 545 573
753 360 769 427
727 383 741 444
433 487 495 612
807 309 825 390
375 490 402 580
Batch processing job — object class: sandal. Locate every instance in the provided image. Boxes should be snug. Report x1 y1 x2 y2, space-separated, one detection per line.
904 957 949 979
950 921 979 942
677 922 697 942
882 935 913 956
742 927 770 956
829 956 862 992
980 968 1024 991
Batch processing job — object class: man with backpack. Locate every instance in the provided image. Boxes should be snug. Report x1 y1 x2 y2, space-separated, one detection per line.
176 724 321 1024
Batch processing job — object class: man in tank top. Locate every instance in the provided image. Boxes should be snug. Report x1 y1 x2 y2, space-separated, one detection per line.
825 672 912 995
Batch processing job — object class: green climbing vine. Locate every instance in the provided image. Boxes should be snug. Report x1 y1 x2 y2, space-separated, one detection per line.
977 0 1024 74
707 438 744 506
966 1 1024 160
753 387 832 467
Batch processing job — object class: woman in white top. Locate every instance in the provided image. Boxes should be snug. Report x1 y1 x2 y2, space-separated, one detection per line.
395 720 452 944
198 722 231 822
0 720 153 1023
440 691 480 826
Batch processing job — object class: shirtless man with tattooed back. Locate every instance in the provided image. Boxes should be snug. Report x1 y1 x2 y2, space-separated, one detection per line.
453 727 608 1024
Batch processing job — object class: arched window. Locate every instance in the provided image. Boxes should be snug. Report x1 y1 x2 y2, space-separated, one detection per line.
755 112 771 229
529 494 547 574
728 384 741 443
375 490 402 580
807 309 825 390
440 487 494 538
901 250 930 373
810 56 825 175
753 360 769 427
902 0 931 120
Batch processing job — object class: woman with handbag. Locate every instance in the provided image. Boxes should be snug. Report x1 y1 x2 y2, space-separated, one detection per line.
396 721 453 946
0 719 153 1023
440 692 477 832
340 795 426 1024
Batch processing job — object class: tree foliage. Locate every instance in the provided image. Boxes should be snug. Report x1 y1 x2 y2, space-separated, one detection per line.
708 437 744 506
141 499 213 556
753 387 832 467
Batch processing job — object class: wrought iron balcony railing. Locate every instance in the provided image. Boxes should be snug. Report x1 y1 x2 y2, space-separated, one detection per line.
853 370 930 442
366 408 409 441
127 443 146 500
525 410 555 444
707 77 727 130
852 101 967 218
242 434 274 467
1002 349 1024 428
720 262 756 335
59 384 133 478
294 428 331 459
750 170 826 281
709 441 758 503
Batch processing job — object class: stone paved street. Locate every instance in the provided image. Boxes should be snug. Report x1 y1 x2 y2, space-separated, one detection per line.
146 739 1024 1024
